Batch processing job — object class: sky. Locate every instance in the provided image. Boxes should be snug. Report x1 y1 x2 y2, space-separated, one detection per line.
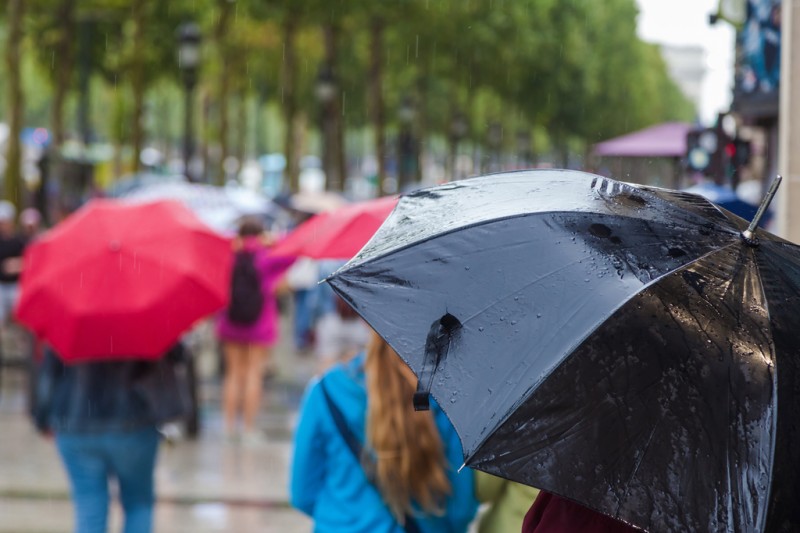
635 0 736 125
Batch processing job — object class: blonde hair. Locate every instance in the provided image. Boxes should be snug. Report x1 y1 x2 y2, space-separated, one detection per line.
364 332 451 521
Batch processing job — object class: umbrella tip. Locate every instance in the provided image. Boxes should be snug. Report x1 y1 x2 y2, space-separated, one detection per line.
741 175 782 245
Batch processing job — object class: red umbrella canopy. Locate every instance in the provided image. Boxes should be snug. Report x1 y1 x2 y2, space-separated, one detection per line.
271 196 398 259
16 199 232 363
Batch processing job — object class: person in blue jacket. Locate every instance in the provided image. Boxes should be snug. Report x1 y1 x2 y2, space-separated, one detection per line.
290 331 478 532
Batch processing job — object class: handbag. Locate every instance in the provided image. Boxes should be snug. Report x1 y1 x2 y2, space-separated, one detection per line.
319 377 422 533
134 345 194 425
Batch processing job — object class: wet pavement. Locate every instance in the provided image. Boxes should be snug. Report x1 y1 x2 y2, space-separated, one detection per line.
0 316 316 533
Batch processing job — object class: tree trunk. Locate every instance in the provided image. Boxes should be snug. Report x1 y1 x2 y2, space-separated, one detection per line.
416 75 428 184
322 23 346 192
237 91 247 165
5 0 24 208
281 13 300 193
215 0 234 185
51 0 76 148
560 140 569 169
368 18 386 194
130 0 146 172
200 89 211 183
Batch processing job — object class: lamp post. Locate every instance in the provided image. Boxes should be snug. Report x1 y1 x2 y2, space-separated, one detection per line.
448 112 468 179
177 22 201 182
486 121 503 172
315 64 338 190
397 96 417 191
516 129 532 169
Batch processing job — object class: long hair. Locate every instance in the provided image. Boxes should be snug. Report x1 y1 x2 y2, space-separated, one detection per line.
364 332 451 521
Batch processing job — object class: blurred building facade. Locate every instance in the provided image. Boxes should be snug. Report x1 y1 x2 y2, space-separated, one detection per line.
660 44 706 112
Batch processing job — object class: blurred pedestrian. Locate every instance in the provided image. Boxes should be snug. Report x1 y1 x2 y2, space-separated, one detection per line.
33 344 191 533
216 218 294 442
19 207 44 241
285 256 321 353
522 492 639 532
0 200 24 326
314 294 370 373
475 472 540 533
290 331 478 532
313 259 370 373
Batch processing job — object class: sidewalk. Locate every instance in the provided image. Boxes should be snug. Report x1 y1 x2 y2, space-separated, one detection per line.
0 316 317 533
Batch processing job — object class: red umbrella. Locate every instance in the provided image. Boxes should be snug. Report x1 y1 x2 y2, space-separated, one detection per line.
271 195 398 259
16 199 232 363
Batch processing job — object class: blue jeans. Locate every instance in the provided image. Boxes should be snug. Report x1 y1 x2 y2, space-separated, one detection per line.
294 288 319 349
56 427 160 533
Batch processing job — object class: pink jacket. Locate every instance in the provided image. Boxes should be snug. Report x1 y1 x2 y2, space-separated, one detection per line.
216 238 295 345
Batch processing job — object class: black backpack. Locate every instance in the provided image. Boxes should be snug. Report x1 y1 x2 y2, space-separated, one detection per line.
227 251 265 325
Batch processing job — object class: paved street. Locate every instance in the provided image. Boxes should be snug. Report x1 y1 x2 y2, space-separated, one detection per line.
0 316 316 533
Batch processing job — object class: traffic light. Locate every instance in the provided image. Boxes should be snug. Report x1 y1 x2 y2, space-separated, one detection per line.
685 128 719 175
724 137 752 186
730 138 752 169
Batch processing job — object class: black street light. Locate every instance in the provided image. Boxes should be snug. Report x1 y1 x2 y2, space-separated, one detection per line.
397 96 417 191
177 22 201 182
516 129 532 168
316 64 338 190
448 112 468 179
486 121 503 172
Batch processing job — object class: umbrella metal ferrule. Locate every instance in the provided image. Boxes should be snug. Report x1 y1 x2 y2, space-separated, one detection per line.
741 175 782 246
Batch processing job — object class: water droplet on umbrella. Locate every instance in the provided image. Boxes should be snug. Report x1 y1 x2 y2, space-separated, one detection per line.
536 313 542 318
464 265 471 270
478 326 484 332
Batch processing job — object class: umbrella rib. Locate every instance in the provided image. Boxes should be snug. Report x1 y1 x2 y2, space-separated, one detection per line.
615 415 663 517
749 243 788 532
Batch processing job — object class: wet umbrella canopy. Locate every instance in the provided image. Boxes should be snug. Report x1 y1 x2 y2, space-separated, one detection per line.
327 170 800 532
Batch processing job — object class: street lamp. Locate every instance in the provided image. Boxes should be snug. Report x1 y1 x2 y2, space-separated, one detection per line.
397 96 417 191
486 121 503 172
516 129 532 169
316 64 338 190
448 112 468 179
177 22 201 182
315 64 336 104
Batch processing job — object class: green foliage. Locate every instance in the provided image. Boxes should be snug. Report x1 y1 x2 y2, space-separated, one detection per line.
3 0 696 171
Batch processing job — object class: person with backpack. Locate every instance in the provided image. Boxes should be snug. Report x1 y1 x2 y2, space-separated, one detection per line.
217 218 294 443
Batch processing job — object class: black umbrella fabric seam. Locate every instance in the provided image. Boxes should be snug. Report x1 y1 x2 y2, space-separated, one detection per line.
751 243 786 533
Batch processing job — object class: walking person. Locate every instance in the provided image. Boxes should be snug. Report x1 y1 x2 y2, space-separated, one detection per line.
290 331 478 532
216 218 294 442
0 200 25 326
33 344 191 533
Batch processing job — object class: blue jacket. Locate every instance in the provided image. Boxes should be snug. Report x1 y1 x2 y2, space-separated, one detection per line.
290 353 478 532
33 345 187 433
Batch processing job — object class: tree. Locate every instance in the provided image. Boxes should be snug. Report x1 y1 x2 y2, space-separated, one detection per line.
129 0 146 171
5 0 24 207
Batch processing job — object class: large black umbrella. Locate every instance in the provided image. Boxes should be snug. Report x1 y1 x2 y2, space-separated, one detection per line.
327 170 800 532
